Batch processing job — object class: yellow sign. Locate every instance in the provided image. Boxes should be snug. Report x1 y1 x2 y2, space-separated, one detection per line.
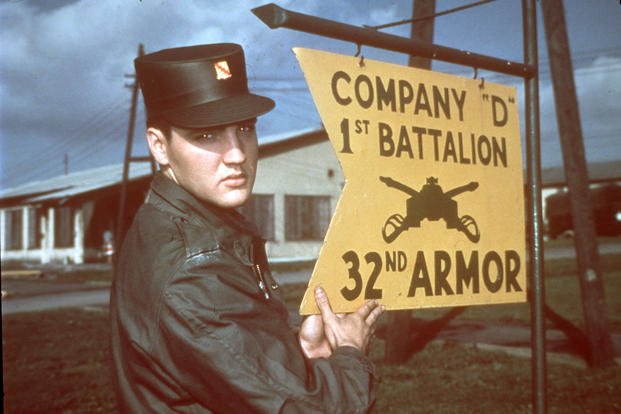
295 48 526 315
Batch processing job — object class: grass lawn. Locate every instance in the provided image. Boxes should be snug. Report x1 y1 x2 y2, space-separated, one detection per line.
2 249 621 413
3 308 116 413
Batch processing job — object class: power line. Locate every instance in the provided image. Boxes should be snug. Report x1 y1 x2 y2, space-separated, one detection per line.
5 104 128 179
369 0 497 30
2 90 132 184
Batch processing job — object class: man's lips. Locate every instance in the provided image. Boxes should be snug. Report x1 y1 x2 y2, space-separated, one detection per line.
221 173 247 187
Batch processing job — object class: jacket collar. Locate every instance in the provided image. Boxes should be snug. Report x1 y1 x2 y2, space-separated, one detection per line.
148 172 262 240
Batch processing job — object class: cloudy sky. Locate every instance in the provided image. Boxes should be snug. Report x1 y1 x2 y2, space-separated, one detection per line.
1 0 619 190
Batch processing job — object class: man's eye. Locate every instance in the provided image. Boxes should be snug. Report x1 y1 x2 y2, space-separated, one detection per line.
194 132 217 141
239 123 256 133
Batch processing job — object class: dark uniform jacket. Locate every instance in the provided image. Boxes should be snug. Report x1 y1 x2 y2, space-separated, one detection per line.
110 173 377 413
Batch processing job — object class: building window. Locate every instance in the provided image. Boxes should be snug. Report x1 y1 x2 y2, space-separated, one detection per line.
239 194 275 240
285 195 331 241
27 207 42 249
4 209 23 250
55 206 74 248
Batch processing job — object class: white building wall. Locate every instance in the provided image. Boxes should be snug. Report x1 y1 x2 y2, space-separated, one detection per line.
21 206 28 253
0 207 40 262
0 204 85 264
48 206 55 258
254 140 344 259
0 209 5 259
39 207 54 263
73 208 84 264
15 206 41 262
0 135 349 264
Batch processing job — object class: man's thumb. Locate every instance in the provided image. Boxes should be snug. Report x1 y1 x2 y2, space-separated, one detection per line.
314 286 335 320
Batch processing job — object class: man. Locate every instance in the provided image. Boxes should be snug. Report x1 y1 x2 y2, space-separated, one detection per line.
110 43 384 413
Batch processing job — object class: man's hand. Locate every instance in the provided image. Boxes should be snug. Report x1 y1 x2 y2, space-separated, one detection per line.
299 314 332 359
314 286 385 354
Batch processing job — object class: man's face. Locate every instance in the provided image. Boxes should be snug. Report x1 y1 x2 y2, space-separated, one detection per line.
152 119 259 208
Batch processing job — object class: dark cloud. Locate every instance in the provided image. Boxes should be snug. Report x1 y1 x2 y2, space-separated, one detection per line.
2 0 80 13
1 0 620 189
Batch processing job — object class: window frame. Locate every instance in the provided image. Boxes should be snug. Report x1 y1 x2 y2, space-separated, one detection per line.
4 208 23 251
284 195 332 241
239 194 275 241
54 206 74 248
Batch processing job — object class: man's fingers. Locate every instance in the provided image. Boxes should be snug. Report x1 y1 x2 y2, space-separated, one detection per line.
354 300 385 327
355 299 380 319
365 303 385 326
315 287 384 328
314 287 336 322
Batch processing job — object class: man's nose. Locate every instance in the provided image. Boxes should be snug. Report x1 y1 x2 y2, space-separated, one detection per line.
222 127 246 164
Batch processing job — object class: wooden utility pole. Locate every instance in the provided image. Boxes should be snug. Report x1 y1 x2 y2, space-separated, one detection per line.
384 0 436 364
115 43 144 263
408 0 435 68
540 0 614 367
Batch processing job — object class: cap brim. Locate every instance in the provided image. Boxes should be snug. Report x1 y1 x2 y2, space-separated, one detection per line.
162 93 275 129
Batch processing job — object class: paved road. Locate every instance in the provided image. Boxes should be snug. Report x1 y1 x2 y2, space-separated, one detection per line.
437 319 621 359
2 289 110 315
3 283 619 363
3 298 620 366
2 241 620 362
3 240 621 315
0 271 308 315
543 240 621 259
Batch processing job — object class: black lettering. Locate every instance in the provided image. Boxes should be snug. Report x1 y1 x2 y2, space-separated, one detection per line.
453 89 467 121
477 135 492 166
505 250 522 292
378 122 394 157
492 136 508 168
414 85 433 117
364 252 383 299
397 251 407 271
386 251 397 272
428 128 442 161
339 118 353 154
412 126 426 159
434 250 454 295
433 86 450 119
456 250 480 294
376 76 396 112
408 251 433 297
331 71 351 106
398 80 413 113
341 250 362 300
396 126 414 158
385 250 407 272
482 251 503 293
354 74 374 109
457 132 471 164
354 119 370 135
492 95 508 126
442 131 458 163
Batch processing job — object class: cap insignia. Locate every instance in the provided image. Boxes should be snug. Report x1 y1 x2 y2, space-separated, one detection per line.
214 61 232 80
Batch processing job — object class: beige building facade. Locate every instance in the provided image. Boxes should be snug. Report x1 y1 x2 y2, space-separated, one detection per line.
0 128 341 265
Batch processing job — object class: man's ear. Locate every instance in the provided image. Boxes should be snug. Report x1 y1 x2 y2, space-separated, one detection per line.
146 127 170 166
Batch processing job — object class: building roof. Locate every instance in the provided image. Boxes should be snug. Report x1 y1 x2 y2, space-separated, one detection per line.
0 126 326 206
260 125 324 148
3 125 619 206
0 163 155 206
541 160 621 187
